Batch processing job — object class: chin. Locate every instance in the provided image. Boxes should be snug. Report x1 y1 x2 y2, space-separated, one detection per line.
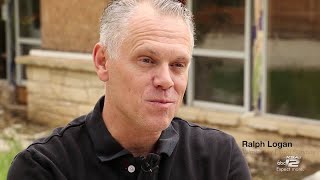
144 116 173 132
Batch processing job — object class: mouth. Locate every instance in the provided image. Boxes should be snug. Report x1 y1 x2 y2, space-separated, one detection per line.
146 99 175 108
149 99 175 103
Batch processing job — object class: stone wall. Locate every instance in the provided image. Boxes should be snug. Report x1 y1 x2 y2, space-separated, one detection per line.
41 0 109 52
16 55 104 127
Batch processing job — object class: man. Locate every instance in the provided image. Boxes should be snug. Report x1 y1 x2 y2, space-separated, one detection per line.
8 0 251 179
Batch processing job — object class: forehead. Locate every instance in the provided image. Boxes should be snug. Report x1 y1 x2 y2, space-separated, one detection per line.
122 3 192 57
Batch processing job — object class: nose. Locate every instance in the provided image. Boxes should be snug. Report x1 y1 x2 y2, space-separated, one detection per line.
152 65 174 90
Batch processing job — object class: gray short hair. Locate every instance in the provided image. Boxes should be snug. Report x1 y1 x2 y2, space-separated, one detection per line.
99 0 195 59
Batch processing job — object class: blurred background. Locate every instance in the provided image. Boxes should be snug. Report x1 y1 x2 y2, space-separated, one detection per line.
0 0 320 179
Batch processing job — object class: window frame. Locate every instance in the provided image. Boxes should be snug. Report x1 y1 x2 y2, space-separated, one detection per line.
260 0 320 123
186 0 253 112
14 0 41 85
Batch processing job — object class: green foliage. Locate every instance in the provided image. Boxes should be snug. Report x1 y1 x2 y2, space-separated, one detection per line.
0 140 22 180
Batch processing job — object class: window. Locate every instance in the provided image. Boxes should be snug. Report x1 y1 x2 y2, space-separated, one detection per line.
266 0 320 120
194 57 244 105
15 0 41 84
188 0 251 111
194 0 245 51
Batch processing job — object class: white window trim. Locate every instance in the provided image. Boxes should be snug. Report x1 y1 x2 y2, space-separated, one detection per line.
186 0 252 113
14 0 41 85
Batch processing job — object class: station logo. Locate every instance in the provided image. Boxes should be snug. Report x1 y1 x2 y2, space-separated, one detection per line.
276 156 305 172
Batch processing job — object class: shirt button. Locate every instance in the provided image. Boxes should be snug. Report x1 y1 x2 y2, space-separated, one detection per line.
128 165 135 173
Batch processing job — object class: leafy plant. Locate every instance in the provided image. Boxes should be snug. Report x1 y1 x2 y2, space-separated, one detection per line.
0 140 22 180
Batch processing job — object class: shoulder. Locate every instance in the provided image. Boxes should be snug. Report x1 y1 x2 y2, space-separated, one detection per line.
172 117 235 145
8 115 89 179
171 117 251 179
28 114 87 151
171 117 238 160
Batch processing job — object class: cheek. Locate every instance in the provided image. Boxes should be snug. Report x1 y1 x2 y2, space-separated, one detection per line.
174 75 188 94
125 74 149 98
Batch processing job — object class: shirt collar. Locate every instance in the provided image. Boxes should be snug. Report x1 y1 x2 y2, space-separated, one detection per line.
85 96 179 162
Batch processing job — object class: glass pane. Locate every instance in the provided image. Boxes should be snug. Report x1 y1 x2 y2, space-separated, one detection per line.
194 56 244 105
19 0 40 38
21 44 40 79
267 0 320 119
193 0 245 51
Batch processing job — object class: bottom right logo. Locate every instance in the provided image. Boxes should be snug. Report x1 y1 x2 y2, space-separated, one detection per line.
276 156 305 172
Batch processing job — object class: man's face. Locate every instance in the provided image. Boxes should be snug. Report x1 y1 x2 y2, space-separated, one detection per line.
105 6 192 133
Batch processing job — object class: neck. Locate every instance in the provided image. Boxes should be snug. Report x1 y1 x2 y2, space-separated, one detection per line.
102 100 161 157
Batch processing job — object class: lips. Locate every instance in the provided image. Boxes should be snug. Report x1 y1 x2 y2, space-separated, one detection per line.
146 99 175 109
148 99 175 103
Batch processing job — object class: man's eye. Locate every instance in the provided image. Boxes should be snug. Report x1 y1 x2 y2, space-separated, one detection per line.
137 57 155 67
171 63 185 68
141 58 153 64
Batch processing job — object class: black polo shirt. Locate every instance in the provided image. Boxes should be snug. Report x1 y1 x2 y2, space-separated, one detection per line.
8 97 251 180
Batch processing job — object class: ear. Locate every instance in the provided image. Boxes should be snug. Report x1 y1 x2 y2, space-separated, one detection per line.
93 43 109 82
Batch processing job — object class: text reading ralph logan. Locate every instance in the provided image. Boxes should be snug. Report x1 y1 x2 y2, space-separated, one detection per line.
242 141 293 149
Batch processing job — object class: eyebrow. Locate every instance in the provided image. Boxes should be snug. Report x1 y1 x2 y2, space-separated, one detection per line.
136 46 191 62
176 56 190 62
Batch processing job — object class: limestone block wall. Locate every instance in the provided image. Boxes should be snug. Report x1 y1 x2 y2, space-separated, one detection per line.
16 55 104 127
